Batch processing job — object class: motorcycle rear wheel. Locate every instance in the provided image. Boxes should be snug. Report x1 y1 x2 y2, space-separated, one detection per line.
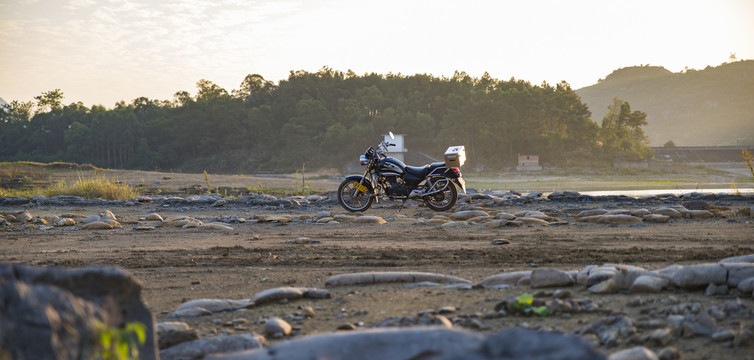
338 179 374 212
423 179 458 211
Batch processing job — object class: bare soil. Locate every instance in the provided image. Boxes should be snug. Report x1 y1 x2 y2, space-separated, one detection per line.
2 194 754 359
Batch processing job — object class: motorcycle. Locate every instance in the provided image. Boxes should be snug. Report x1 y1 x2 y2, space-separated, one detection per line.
337 132 466 212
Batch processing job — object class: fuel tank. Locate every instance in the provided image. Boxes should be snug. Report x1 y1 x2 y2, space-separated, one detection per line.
376 157 405 175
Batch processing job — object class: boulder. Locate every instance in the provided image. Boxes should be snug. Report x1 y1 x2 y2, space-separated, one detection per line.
161 334 265 360
629 275 669 293
157 322 199 349
206 327 604 360
576 209 608 218
516 217 550 226
483 220 507 228
82 214 101 224
0 263 157 360
257 215 292 223
163 218 192 227
479 271 532 286
597 215 642 224
264 317 292 338
450 210 489 220
325 272 471 286
719 254 754 264
685 210 713 219
630 209 651 217
495 212 516 220
642 214 669 223
353 216 387 224
55 218 77 226
652 208 682 218
81 221 114 230
721 263 754 287
585 267 618 286
607 346 658 360
199 223 234 231
333 214 357 222
102 210 117 221
174 299 253 314
530 268 574 288
737 277 754 294
670 263 727 289
146 213 164 221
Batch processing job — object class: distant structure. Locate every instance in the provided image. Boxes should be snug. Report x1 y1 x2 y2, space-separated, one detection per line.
385 133 407 162
516 154 542 171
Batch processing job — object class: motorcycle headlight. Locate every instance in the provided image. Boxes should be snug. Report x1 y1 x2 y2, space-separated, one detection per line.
359 155 368 165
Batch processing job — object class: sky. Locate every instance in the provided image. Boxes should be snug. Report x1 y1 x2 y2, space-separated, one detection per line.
1 0 753 108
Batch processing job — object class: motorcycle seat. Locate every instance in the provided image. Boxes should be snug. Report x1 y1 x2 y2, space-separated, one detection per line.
405 162 445 177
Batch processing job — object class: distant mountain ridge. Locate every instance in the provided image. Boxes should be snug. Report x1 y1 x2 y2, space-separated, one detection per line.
576 60 754 146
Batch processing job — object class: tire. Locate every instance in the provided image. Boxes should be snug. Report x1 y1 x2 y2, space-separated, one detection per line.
423 178 458 211
338 178 374 212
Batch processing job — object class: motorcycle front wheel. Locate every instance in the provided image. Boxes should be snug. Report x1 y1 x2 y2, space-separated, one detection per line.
423 179 458 211
338 178 374 212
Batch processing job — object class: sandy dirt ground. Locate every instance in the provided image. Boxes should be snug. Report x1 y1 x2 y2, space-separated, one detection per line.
2 195 754 359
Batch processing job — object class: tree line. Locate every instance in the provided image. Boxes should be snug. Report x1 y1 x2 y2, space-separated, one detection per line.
0 68 652 173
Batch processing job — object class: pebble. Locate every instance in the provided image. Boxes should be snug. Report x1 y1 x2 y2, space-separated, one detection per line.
490 238 511 245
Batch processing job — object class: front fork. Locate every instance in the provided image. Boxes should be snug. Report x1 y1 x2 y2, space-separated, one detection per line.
355 168 380 203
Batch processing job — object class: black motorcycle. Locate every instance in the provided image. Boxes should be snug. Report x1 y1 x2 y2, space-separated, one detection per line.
337 132 466 212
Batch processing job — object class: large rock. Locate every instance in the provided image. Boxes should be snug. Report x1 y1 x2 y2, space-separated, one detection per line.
450 210 489 220
719 254 754 264
325 272 471 286
157 322 199 349
479 271 532 286
670 263 727 289
250 287 330 305
629 275 669 293
0 263 157 360
721 263 754 287
597 215 642 224
530 268 574 288
264 317 292 338
607 346 658 360
352 216 387 224
652 208 682 218
207 327 604 360
162 334 265 360
173 299 253 315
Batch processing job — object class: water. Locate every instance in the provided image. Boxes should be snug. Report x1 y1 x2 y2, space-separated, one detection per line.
579 188 754 197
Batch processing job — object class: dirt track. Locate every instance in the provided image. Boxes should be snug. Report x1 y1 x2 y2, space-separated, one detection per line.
2 200 754 359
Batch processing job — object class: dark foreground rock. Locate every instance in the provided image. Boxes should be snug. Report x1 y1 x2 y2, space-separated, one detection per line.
0 263 157 360
207 327 605 360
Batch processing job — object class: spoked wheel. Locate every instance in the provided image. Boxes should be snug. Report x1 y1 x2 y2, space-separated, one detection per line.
338 178 374 212
423 178 458 211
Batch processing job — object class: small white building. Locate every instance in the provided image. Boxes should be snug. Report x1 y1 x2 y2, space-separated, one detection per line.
516 154 542 171
385 134 407 162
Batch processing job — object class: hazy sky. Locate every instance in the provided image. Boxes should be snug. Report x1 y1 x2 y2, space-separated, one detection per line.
1 0 753 108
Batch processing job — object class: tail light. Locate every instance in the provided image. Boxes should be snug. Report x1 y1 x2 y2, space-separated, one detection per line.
452 168 461 175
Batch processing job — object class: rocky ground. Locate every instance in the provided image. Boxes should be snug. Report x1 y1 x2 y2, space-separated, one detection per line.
1 190 753 359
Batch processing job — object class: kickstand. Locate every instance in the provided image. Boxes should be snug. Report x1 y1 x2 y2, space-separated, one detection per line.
398 199 407 213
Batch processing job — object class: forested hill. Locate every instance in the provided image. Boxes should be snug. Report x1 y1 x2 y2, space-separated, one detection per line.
1 70 652 173
576 60 754 146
